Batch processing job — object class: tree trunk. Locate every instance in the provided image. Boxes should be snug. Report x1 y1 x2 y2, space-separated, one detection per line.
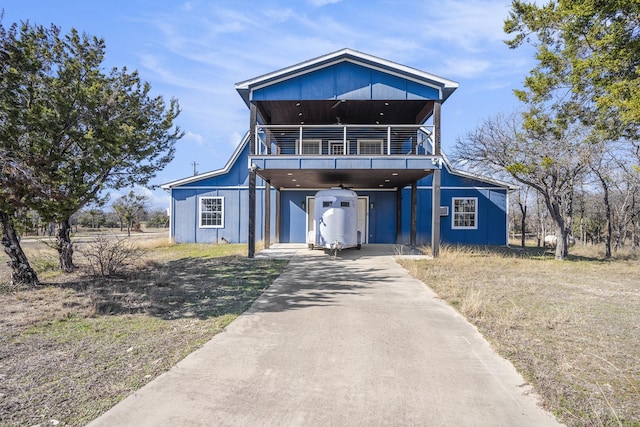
0 211 40 286
56 218 75 272
598 175 612 258
519 202 527 248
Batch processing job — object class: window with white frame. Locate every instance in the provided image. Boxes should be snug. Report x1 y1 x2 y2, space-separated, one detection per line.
299 139 322 155
452 197 477 229
357 139 384 155
199 197 224 228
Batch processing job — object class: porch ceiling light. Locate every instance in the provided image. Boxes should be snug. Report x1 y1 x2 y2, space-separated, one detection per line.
392 172 399 176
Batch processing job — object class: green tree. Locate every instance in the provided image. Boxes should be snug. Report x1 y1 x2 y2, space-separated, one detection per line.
147 208 169 229
0 20 182 278
112 191 149 237
504 0 640 136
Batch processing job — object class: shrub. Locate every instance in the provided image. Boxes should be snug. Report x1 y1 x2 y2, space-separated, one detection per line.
78 235 142 277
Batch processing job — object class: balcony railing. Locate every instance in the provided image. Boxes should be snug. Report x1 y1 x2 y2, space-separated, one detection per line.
253 124 435 157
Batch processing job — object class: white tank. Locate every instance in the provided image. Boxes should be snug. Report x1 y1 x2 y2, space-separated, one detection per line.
311 188 360 251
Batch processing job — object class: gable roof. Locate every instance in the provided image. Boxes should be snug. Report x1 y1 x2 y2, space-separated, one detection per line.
441 152 516 190
160 132 250 189
235 48 459 106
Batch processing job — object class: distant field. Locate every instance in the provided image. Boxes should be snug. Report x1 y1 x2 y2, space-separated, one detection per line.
401 244 640 427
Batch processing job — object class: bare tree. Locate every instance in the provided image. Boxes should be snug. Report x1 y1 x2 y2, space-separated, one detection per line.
454 113 595 260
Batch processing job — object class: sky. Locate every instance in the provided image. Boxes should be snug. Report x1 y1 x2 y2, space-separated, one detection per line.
2 0 537 209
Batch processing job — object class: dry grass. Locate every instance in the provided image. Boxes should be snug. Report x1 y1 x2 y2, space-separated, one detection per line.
401 244 640 427
0 239 287 427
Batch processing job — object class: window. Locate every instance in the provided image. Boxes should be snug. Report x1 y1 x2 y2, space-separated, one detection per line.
329 140 348 155
452 197 477 229
340 201 350 207
199 197 224 228
323 201 332 208
357 139 384 155
299 139 322 155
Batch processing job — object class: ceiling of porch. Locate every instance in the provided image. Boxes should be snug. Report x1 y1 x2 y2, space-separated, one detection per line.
257 168 432 190
256 99 434 126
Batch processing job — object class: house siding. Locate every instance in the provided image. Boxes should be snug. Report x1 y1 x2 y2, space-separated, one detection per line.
169 163 508 246
253 62 440 102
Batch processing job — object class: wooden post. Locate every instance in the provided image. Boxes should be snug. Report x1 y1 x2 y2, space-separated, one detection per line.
264 181 271 249
248 167 256 258
275 188 281 243
410 181 417 248
396 187 402 244
249 103 257 155
431 100 442 257
248 102 258 258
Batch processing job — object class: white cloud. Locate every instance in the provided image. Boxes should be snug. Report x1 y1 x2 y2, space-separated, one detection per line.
421 0 512 52
440 58 492 79
307 0 342 6
184 131 205 146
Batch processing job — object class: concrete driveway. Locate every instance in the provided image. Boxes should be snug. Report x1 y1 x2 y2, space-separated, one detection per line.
89 245 562 426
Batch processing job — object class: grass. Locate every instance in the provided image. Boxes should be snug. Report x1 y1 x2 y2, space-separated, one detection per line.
400 243 640 427
0 240 287 427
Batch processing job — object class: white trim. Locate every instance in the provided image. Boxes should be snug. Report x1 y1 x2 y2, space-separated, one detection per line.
412 186 509 191
172 186 269 190
235 49 458 100
440 151 515 189
451 197 478 230
161 132 250 189
329 140 349 155
297 139 322 155
169 189 174 241
198 196 225 229
357 139 384 155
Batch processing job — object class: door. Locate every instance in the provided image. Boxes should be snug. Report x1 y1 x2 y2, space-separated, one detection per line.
357 197 368 244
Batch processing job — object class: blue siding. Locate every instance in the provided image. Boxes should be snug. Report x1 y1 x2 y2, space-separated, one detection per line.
279 191 312 243
253 62 440 101
180 143 252 187
171 187 268 244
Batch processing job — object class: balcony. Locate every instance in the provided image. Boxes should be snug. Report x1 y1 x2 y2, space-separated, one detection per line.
253 124 436 157
249 124 441 189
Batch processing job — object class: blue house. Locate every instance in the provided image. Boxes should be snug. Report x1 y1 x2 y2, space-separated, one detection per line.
161 49 510 256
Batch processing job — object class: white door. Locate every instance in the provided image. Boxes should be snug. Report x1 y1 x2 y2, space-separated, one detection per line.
357 197 368 244
306 196 315 243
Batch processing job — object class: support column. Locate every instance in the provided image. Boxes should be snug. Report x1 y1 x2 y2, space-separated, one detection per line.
264 181 271 249
275 189 281 243
248 102 258 258
431 100 442 257
410 181 417 248
396 187 402 244
248 168 256 258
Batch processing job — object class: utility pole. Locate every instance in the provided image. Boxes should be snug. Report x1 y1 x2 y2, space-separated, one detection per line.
191 161 199 176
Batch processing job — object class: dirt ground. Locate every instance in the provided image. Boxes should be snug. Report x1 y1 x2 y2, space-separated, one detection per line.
0 239 287 426
402 244 640 427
